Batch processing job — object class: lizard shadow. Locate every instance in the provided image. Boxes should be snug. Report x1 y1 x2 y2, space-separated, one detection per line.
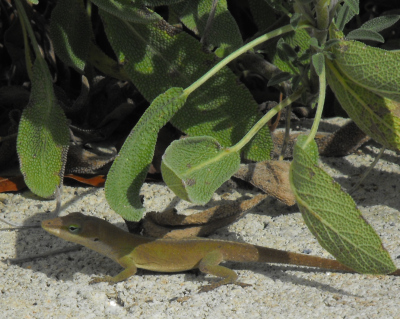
319 144 400 212
189 262 361 297
136 263 361 297
6 216 122 281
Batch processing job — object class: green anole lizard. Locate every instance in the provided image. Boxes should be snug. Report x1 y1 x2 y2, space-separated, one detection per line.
42 212 400 292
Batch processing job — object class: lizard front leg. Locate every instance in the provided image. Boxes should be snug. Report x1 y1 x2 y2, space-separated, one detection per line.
89 263 137 284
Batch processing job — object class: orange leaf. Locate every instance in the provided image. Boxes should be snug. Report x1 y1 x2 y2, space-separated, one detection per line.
64 174 106 187
0 176 27 192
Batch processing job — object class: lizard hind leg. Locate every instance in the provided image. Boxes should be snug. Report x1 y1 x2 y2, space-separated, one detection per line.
197 250 251 293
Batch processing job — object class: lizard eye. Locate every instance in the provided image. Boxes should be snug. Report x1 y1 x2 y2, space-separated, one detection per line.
68 224 80 233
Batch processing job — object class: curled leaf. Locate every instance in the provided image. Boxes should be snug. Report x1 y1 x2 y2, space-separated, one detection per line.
105 87 187 221
161 136 240 205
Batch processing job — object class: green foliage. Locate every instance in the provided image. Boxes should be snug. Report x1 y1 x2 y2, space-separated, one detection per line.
17 59 69 198
346 15 400 43
50 0 93 71
326 63 400 150
11 0 400 271
290 136 396 274
105 87 188 221
311 52 324 76
268 28 311 74
267 72 293 87
326 25 400 150
359 15 400 32
161 136 240 205
329 26 400 102
170 0 243 57
248 0 277 31
91 0 161 23
336 0 359 31
100 11 271 163
346 29 384 43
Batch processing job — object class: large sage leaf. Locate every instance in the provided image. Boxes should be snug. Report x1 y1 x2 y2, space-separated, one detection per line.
330 26 400 102
290 135 396 274
326 61 400 150
50 0 93 71
326 25 400 150
248 0 276 32
17 59 69 198
105 87 188 221
91 0 161 23
100 11 271 162
170 0 243 57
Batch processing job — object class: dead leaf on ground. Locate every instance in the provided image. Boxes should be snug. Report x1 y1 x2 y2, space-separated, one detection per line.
141 194 268 238
234 160 295 206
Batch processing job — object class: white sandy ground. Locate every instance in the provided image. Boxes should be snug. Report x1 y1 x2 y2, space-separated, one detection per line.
1 118 400 319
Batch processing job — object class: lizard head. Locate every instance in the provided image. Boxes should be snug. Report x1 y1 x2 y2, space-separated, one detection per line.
42 212 101 245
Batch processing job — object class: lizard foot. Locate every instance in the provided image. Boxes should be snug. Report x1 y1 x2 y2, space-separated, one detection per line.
89 276 114 284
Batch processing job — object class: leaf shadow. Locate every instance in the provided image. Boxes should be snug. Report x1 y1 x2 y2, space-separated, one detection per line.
320 142 400 211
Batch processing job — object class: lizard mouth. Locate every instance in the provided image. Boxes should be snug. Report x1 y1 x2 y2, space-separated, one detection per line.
41 219 62 236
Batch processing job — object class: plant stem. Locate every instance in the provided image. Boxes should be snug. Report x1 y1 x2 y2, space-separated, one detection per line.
14 0 43 60
17 8 34 80
200 0 218 47
315 0 330 45
279 103 292 160
87 0 92 16
304 57 326 147
315 0 330 30
184 24 310 96
229 89 303 154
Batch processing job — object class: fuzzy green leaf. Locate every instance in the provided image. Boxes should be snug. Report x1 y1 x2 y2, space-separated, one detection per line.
105 87 188 221
327 24 400 150
161 136 240 204
312 52 325 76
171 0 243 57
360 15 400 32
267 28 311 74
346 29 384 43
267 72 293 87
290 13 302 29
248 0 276 32
101 11 271 161
50 0 93 71
336 0 359 31
290 135 396 274
323 39 341 50
17 59 69 198
142 0 185 5
326 60 400 151
91 0 161 23
330 26 400 102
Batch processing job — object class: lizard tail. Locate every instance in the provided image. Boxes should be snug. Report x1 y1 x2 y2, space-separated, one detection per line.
255 245 400 275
